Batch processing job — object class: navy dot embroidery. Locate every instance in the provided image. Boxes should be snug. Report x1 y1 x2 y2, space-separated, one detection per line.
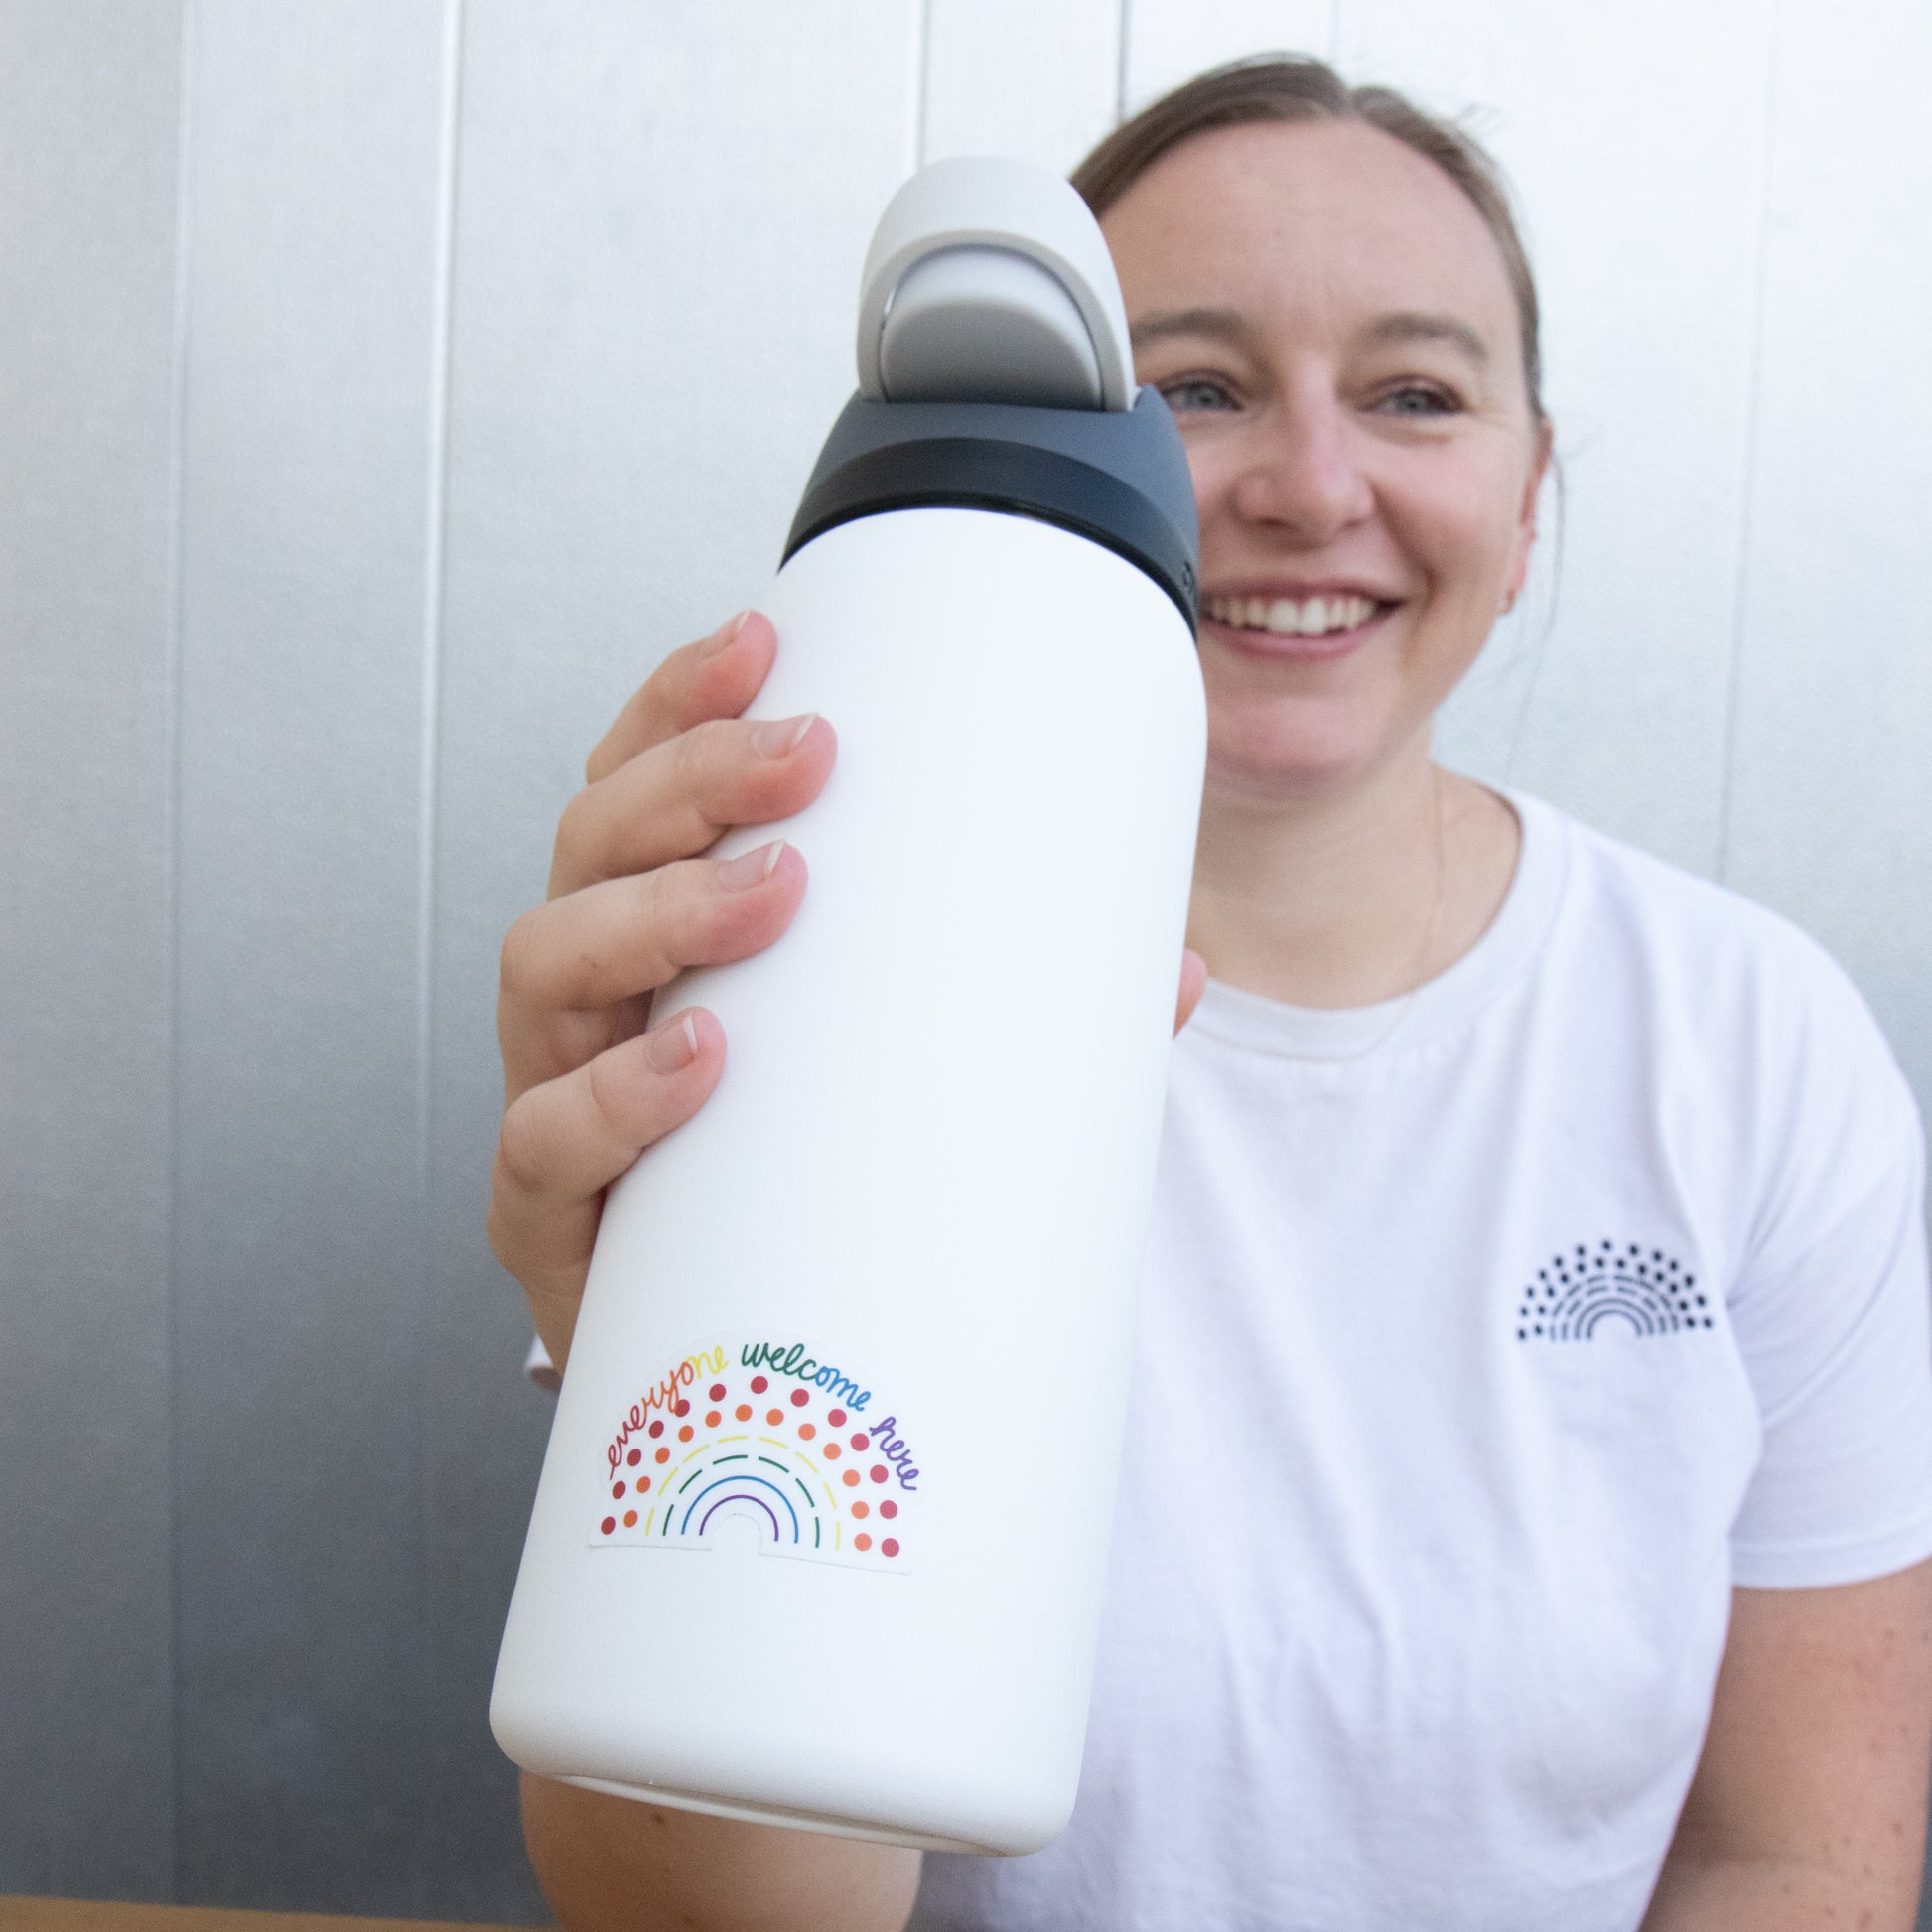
1516 1238 1711 1342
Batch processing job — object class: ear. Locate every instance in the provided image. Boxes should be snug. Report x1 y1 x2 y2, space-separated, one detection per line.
1503 417 1555 610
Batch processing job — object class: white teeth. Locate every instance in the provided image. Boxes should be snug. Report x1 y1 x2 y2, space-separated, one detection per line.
1206 594 1379 636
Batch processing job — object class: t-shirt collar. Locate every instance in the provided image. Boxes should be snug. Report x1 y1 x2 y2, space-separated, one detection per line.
1184 787 1569 1063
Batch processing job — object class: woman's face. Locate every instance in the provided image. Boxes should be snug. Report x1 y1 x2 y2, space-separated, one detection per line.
1101 119 1551 803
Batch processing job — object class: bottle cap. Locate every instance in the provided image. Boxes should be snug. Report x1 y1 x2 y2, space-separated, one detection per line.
856 157 1136 412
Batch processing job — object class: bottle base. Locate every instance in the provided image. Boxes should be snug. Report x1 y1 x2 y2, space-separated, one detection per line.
560 1772 997 1855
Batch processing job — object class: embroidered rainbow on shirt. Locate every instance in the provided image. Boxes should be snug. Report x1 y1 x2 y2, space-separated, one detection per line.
592 1339 918 1570
1516 1240 1712 1341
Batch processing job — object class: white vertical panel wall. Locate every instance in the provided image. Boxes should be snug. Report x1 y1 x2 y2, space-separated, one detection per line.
4 0 1930 1919
923 0 1121 172
1125 0 1336 104
168 0 457 1909
1725 0 1932 1103
0 0 184 1897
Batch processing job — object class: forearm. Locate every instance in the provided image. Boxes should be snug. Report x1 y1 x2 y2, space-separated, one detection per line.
521 1772 921 1932
1641 1845 1920 1932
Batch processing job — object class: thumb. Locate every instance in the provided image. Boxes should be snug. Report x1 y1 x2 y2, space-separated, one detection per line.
1174 948 1207 1035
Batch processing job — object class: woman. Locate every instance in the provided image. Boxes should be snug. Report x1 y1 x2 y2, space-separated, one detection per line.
489 57 1932 1932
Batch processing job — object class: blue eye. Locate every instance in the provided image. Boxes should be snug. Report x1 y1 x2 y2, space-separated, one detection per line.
1160 377 1237 413
1376 384 1458 417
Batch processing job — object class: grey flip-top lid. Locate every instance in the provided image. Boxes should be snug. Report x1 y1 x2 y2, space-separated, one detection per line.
783 157 1199 626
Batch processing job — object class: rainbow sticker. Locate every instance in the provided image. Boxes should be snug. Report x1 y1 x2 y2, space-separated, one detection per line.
592 1338 919 1571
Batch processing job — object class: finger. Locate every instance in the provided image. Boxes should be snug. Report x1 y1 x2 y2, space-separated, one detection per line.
500 840 805 1097
1175 947 1207 1034
549 710 834 899
585 610 778 786
488 1007 724 1369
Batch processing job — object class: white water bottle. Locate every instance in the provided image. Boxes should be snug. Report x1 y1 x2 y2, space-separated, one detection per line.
492 157 1205 1855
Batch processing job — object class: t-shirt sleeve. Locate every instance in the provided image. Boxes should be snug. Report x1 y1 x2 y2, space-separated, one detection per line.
1726 953 1932 1589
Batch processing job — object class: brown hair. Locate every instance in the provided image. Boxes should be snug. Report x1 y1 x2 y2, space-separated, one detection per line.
1072 54 1546 422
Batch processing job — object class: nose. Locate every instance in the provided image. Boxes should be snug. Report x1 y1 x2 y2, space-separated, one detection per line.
1227 377 1372 544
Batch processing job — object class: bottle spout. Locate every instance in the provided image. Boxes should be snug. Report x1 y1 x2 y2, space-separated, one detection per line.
856 157 1137 412
878 244 1103 409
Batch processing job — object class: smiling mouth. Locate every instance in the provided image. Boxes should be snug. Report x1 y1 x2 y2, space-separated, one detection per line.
1202 592 1389 637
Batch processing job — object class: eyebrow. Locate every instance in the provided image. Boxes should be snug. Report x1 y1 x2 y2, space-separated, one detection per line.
1128 307 1253 351
1361 310 1489 366
1128 304 1490 366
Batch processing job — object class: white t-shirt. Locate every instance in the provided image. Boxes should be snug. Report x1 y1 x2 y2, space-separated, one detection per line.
908 790 1932 1932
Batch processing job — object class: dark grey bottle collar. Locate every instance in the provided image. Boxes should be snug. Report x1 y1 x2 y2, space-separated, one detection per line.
781 388 1200 629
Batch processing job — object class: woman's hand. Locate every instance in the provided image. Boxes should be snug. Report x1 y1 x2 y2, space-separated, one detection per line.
489 605 1209 1378
487 610 835 1375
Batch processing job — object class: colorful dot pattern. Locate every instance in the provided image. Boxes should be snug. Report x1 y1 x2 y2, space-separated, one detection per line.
592 1348 915 1573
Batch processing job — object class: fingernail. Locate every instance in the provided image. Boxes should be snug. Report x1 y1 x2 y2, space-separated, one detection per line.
718 840 785 890
751 712 815 759
703 611 752 656
645 1013 700 1073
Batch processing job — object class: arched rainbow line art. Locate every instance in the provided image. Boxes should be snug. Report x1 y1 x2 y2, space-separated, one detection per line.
1515 1242 1711 1344
592 1343 914 1568
681 1473 801 1542
1548 1274 1680 1340
697 1493 782 1541
1574 1297 1663 1339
